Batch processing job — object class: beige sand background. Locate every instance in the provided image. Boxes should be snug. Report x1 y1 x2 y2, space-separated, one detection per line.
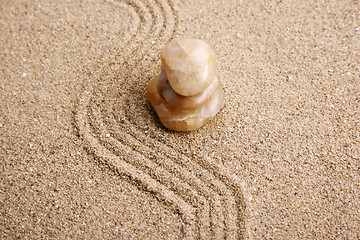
1 0 359 239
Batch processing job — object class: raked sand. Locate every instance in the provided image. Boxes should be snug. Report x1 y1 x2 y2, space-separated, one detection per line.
1 0 359 238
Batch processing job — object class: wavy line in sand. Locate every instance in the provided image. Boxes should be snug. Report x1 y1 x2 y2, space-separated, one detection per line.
82 68 245 238
76 88 197 238
108 0 177 69
110 106 242 238
113 95 245 238
93 99 217 238
106 0 141 47
76 0 199 237
76 0 246 238
83 75 245 238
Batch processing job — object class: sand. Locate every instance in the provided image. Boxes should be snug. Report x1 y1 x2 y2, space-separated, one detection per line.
1 0 359 239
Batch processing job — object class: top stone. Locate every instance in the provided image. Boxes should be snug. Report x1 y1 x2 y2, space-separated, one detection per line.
160 38 216 96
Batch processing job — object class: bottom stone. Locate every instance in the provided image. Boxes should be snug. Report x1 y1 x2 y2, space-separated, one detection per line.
147 69 224 131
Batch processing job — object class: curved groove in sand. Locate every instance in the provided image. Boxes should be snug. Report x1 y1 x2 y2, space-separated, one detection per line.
76 89 197 238
90 103 211 237
117 104 242 238
157 0 177 42
108 119 230 238
99 102 226 237
76 0 194 237
75 0 246 238
90 102 205 209
109 0 177 63
108 0 154 61
125 0 152 38
106 0 141 47
130 117 246 237
147 0 164 40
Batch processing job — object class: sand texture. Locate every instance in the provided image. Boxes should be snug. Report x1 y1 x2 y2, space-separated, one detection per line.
1 0 359 239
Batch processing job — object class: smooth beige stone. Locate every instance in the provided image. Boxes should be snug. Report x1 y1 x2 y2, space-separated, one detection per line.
147 38 224 131
161 39 216 97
